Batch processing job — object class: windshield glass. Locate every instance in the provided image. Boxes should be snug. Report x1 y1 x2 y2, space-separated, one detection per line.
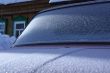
14 2 110 46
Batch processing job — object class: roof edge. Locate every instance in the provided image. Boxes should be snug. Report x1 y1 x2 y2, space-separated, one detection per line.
39 0 110 14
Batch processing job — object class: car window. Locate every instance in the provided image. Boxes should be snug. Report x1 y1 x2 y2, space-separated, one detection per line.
14 2 110 46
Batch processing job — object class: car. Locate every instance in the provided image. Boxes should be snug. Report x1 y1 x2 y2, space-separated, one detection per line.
0 0 110 73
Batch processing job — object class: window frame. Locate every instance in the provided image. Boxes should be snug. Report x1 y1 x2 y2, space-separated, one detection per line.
14 21 26 37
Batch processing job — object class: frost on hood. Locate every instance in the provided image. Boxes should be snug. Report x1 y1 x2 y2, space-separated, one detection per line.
36 49 110 73
0 47 110 73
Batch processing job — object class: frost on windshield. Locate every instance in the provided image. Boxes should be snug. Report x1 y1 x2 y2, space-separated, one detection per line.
15 2 110 46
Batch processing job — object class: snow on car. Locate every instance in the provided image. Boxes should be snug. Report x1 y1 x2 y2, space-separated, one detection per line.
0 0 110 73
0 47 110 73
49 0 72 3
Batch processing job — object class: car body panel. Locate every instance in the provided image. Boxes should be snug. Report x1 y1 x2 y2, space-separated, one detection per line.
3 1 110 73
0 45 110 73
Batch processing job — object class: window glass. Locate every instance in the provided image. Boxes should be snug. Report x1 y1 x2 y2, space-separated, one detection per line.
16 24 25 29
15 2 110 46
0 25 5 29
0 22 5 34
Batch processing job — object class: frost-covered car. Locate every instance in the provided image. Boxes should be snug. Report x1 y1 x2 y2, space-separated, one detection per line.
0 1 110 73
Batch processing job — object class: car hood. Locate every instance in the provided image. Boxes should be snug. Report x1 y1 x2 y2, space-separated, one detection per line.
0 47 110 73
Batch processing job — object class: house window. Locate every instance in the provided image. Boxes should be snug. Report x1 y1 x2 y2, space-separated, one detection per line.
0 22 5 34
14 21 26 37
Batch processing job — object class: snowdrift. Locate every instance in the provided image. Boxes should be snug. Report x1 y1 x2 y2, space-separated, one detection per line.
0 33 16 49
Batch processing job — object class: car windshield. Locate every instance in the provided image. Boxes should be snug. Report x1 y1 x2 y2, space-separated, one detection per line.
14 1 110 46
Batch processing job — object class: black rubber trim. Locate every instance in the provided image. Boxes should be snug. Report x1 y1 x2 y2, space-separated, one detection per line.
14 41 110 47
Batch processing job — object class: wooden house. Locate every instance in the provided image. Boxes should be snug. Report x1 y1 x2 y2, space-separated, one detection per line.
0 0 93 37
0 0 51 37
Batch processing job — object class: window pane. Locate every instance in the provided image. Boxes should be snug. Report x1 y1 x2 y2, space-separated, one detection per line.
0 24 5 29
20 30 23 34
16 24 24 29
0 22 5 34
16 30 20 37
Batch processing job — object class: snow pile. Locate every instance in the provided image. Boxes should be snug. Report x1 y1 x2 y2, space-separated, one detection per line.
0 33 16 49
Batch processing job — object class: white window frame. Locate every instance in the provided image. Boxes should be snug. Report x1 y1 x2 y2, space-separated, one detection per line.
0 22 5 34
14 21 26 37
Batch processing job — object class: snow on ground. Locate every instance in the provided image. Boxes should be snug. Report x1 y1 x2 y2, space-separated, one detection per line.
0 33 16 49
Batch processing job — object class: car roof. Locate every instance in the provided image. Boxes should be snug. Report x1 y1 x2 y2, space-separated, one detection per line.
39 0 110 14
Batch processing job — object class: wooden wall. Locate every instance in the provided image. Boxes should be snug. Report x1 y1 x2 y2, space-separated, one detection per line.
0 0 51 36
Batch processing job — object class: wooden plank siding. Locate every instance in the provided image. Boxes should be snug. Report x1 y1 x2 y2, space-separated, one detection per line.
0 0 51 36
0 0 51 15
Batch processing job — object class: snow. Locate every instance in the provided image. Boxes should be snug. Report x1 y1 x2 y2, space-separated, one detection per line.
0 47 77 73
49 0 72 3
49 0 110 3
0 33 16 49
0 47 110 73
0 1 110 73
0 0 31 5
36 48 110 73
